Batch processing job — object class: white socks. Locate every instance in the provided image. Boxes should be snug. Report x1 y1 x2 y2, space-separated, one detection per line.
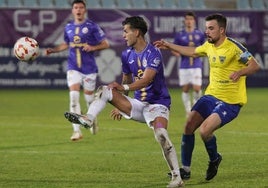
86 86 112 119
193 90 202 105
182 91 202 114
154 128 180 176
87 99 107 120
84 93 94 108
182 92 191 113
69 90 81 132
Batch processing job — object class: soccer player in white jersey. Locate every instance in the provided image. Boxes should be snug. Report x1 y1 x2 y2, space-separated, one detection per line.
173 12 205 118
46 0 109 141
154 13 260 182
64 16 184 187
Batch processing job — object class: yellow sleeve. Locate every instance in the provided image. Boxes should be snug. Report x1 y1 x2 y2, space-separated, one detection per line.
195 41 210 57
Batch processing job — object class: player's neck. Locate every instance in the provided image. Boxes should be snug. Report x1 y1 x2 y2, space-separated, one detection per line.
74 18 86 25
186 27 194 33
134 40 147 53
214 36 226 47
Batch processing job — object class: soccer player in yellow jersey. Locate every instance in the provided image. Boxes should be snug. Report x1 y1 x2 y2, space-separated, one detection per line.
154 13 260 181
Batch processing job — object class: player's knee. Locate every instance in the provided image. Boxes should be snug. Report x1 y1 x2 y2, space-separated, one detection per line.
95 85 112 101
199 127 211 142
184 117 199 134
184 124 195 134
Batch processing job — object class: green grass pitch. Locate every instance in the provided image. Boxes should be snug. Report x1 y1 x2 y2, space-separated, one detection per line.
0 88 267 188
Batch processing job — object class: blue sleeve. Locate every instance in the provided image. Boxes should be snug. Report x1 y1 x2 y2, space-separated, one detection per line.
147 48 162 72
121 50 131 74
92 24 106 43
64 27 69 43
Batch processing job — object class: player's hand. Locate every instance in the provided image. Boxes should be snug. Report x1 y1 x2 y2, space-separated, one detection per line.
45 48 54 55
82 44 94 52
108 82 124 92
110 108 122 121
153 39 170 50
229 71 241 82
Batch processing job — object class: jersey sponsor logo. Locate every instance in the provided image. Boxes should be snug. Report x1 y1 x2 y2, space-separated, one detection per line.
82 27 88 34
142 58 147 67
212 56 216 62
151 57 160 67
219 56 226 63
73 36 81 43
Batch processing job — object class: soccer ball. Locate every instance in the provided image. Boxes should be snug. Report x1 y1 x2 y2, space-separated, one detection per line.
13 36 40 62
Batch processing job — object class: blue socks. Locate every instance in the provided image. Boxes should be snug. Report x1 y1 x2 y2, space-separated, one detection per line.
204 135 218 162
181 134 195 167
181 134 219 168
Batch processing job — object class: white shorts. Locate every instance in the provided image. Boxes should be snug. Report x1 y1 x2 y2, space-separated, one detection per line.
67 70 97 91
178 68 202 86
120 96 170 128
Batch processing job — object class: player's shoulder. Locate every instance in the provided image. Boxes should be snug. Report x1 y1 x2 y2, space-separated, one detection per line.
194 28 205 35
122 44 160 55
199 40 211 47
226 37 247 52
84 19 99 27
194 28 203 32
122 47 133 53
65 20 74 27
176 29 186 35
147 43 159 50
121 47 134 59
195 41 212 53
147 43 162 55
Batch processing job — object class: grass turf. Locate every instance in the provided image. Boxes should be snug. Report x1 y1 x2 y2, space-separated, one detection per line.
0 88 267 188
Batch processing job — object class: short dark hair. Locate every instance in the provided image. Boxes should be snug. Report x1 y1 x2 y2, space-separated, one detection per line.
205 13 227 29
185 11 196 19
71 0 86 7
122 16 148 36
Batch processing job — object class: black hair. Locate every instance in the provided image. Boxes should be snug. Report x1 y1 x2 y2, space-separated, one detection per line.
184 11 196 19
71 0 86 7
205 13 227 29
122 16 148 36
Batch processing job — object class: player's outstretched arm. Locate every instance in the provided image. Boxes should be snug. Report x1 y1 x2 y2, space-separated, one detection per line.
82 39 110 52
46 43 68 55
154 39 197 57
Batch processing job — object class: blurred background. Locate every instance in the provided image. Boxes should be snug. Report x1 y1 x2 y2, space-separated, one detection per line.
0 0 268 89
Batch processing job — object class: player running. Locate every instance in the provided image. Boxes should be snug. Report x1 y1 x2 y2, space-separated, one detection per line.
46 0 110 141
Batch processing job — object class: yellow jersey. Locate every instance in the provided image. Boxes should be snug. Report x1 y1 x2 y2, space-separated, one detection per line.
195 37 253 105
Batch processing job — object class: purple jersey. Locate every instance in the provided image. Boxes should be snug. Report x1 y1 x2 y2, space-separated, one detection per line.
174 29 205 69
121 43 171 109
64 19 106 74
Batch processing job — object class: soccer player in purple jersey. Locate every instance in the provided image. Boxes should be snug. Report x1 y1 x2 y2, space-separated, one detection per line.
173 12 206 118
46 0 109 141
64 16 184 187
